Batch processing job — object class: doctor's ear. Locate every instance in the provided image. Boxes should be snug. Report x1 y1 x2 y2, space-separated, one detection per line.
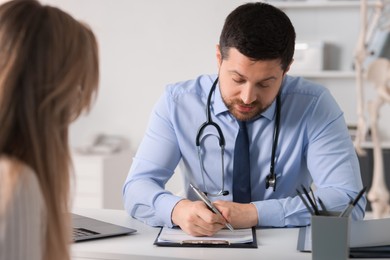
284 60 293 75
216 44 222 68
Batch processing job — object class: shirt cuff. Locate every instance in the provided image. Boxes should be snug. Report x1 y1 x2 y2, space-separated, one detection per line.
253 199 285 227
155 193 183 227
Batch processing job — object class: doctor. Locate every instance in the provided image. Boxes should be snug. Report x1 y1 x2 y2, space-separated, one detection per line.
123 2 365 236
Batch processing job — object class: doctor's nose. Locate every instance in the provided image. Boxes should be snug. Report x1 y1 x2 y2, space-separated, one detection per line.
240 85 257 104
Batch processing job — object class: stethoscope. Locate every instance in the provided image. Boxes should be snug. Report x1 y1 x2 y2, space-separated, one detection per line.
195 77 281 196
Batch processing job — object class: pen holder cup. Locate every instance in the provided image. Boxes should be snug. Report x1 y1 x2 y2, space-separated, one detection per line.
311 212 349 260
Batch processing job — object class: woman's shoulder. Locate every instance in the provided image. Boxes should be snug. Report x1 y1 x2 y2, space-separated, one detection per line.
0 156 43 205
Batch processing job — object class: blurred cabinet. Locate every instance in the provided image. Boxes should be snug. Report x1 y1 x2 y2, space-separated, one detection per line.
358 147 390 211
71 150 132 209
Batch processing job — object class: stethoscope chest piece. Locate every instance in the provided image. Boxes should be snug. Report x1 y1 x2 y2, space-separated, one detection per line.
265 173 277 192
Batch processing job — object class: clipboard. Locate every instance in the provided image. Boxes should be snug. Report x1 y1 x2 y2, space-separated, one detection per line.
154 226 258 248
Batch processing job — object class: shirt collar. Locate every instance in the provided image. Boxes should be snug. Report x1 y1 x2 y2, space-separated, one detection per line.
213 82 228 116
212 81 278 122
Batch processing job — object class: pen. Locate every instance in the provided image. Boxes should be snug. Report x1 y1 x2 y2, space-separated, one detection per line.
296 189 315 215
317 197 329 215
339 186 367 217
301 185 320 215
189 183 234 231
310 187 318 210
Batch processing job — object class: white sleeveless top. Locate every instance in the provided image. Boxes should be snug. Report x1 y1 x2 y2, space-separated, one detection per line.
0 157 46 260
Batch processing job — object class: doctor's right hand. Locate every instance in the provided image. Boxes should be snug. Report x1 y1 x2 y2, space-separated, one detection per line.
171 199 226 236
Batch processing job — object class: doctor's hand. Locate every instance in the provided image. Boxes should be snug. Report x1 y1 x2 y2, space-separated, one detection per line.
213 200 258 228
171 199 226 236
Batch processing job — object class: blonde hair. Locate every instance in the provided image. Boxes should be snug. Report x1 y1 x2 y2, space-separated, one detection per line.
0 0 99 259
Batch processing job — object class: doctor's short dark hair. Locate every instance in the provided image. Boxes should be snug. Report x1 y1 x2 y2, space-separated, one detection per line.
219 2 296 72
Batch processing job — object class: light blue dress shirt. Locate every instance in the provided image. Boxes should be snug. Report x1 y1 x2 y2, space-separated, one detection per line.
123 74 366 228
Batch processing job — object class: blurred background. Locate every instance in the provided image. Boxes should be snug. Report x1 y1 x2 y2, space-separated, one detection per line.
37 0 390 211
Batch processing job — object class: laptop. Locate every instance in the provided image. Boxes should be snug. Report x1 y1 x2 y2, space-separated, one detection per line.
72 213 136 242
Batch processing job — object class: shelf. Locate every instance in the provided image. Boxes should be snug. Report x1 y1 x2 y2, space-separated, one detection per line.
267 0 376 9
289 70 356 79
358 141 390 149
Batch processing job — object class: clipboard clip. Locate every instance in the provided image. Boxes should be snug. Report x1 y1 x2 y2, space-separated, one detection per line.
181 240 230 245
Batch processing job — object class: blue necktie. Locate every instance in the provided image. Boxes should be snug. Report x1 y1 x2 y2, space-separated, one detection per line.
233 121 251 203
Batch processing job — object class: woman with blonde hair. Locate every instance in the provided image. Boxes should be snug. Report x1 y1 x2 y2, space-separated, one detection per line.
0 0 99 259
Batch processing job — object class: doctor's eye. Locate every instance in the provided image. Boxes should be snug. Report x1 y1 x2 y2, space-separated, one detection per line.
232 77 245 84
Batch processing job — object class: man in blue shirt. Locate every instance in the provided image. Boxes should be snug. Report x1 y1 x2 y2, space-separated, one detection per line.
123 2 366 236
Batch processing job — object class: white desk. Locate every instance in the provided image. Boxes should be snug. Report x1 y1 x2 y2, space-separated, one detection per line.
72 208 308 260
72 209 381 260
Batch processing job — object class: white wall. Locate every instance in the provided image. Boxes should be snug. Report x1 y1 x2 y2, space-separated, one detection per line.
41 0 390 153
41 0 252 151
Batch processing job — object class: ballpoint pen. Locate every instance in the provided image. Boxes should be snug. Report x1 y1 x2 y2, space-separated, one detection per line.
339 186 367 217
190 183 234 231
